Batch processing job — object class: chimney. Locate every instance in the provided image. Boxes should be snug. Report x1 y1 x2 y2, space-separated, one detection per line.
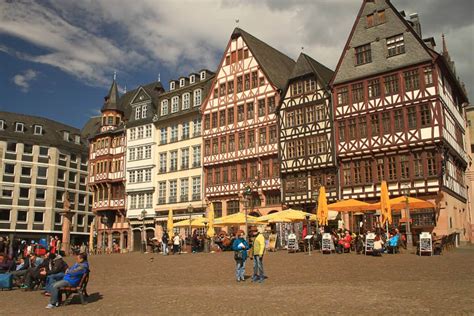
409 13 422 38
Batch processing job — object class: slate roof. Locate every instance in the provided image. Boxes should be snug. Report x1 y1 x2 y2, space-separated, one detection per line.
0 111 87 152
123 81 165 128
289 53 334 86
232 28 295 90
81 116 101 141
101 79 121 112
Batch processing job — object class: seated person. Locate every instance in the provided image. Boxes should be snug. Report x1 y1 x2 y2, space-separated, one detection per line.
44 253 68 295
387 234 400 253
46 253 89 309
10 253 38 285
432 233 443 255
372 235 384 257
0 253 14 273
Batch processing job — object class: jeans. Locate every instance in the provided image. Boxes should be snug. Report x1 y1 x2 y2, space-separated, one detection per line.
162 243 168 255
50 280 70 305
253 256 264 281
235 260 245 280
45 273 65 293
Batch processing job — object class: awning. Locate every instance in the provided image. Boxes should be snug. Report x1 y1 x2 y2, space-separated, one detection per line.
371 196 435 210
327 199 376 212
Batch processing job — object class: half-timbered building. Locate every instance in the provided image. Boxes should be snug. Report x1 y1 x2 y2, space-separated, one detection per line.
331 0 470 238
278 53 336 211
88 78 130 252
202 28 294 218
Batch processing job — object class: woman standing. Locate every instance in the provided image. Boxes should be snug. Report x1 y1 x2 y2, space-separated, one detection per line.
232 230 249 282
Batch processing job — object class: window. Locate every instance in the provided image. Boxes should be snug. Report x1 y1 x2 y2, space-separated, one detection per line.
269 126 277 144
292 81 303 96
306 106 315 123
352 83 364 103
135 107 141 120
182 93 190 110
211 112 217 128
237 105 244 122
180 178 189 202
246 102 254 120
427 152 437 176
238 132 245 150
219 110 226 127
364 161 372 183
193 118 201 137
382 112 391 134
15 122 24 132
159 153 167 173
394 109 404 132
259 128 267 146
129 171 136 183
4 163 15 175
355 44 372 65
34 211 44 223
17 210 27 223
145 169 151 182
181 148 189 169
251 71 258 88
0 120 4 130
205 140 211 156
169 180 177 202
295 109 303 126
377 158 385 181
39 146 48 156
368 79 380 98
404 70 420 91
23 144 33 154
137 126 144 139
227 107 234 125
227 80 234 94
339 121 346 142
315 105 325 121
192 177 201 200
388 156 397 180
21 166 31 177
34 125 43 135
136 170 143 182
424 67 433 86
343 163 351 185
268 97 276 114
359 116 367 138
145 145 151 159
158 181 166 203
244 73 250 90
137 147 143 160
316 135 327 153
1 187 13 198
348 119 356 140
180 78 185 87
170 151 178 171
371 114 380 136
161 100 169 115
19 187 29 199
400 155 410 179
145 125 152 138
200 71 206 80
305 79 316 92
287 141 295 158
170 125 178 142
229 135 235 152
190 75 195 84
130 128 136 140
420 104 431 127
221 136 227 154
160 128 167 144
237 76 243 93
384 74 399 96
36 188 45 200
248 130 255 148
0 209 10 222
337 87 349 105
387 34 405 57
193 146 201 167
367 13 374 28
170 82 175 90
141 105 147 119
193 89 202 107
171 96 179 113
296 140 305 157
74 135 81 144
7 142 17 152
414 153 423 177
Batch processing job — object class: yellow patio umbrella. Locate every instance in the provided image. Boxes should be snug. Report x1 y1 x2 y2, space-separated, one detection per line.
259 209 316 223
214 212 264 226
316 186 328 226
167 208 174 236
380 181 392 225
327 199 376 212
371 196 435 210
174 217 207 228
206 202 215 238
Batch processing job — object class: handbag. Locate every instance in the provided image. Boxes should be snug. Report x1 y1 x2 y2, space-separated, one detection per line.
234 251 244 261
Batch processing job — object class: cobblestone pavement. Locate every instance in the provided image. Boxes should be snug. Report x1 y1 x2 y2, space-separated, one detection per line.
1 246 473 315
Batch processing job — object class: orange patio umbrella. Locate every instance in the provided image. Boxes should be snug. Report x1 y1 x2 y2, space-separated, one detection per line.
327 199 376 212
371 196 435 210
380 181 392 225
316 186 328 226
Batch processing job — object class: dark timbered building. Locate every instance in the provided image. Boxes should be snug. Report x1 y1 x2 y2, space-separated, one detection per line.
202 28 294 217
331 0 469 238
278 53 337 210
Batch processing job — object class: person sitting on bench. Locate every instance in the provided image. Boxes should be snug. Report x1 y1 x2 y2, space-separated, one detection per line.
387 233 400 254
46 253 89 309
372 235 384 257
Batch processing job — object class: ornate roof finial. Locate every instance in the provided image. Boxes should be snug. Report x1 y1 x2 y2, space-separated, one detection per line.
124 85 127 93
235 18 239 26
442 33 448 56
158 73 161 82
113 71 117 81
301 46 304 52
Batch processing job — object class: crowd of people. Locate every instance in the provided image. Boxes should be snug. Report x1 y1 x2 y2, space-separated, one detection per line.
0 236 90 309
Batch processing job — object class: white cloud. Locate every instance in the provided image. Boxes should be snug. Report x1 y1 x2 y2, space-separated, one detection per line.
12 69 38 92
0 0 472 100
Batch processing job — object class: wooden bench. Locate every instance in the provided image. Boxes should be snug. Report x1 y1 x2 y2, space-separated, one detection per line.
59 272 90 305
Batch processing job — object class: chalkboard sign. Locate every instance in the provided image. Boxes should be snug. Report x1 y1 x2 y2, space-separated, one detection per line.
287 233 298 253
365 233 375 255
321 233 332 254
418 232 432 256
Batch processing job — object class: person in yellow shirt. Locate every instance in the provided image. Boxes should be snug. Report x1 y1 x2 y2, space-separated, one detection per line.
251 227 265 283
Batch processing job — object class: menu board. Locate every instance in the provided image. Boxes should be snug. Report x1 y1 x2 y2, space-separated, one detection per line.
365 233 375 255
321 233 332 254
287 233 297 253
419 232 432 256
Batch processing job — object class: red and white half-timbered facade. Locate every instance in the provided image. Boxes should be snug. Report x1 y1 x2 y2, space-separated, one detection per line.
202 28 294 218
331 0 470 238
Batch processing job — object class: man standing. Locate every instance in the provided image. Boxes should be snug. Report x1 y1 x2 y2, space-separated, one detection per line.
161 231 169 256
252 227 266 283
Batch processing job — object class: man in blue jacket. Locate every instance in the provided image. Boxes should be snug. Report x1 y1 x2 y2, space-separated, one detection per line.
46 252 89 309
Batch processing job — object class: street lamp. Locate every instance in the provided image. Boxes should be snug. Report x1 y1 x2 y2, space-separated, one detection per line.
140 209 147 253
187 204 193 248
402 185 413 250
243 185 252 240
305 214 312 256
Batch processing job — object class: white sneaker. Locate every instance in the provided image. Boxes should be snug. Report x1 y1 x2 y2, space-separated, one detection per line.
46 304 55 309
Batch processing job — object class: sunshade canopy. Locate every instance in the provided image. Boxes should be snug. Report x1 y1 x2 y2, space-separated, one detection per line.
174 217 207 228
259 209 317 222
327 199 376 212
214 212 264 226
371 196 435 210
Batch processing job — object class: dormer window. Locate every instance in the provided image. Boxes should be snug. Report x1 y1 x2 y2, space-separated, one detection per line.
200 71 206 80
15 122 24 132
171 96 179 113
161 100 169 116
63 131 69 141
190 75 195 84
74 135 81 144
0 120 5 130
180 78 185 87
170 82 175 90
34 125 43 135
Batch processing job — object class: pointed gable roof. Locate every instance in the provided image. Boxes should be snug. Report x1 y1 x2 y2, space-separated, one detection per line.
289 53 334 86
232 28 295 90
102 79 121 113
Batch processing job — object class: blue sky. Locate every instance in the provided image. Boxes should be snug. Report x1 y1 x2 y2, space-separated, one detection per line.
1 0 472 129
